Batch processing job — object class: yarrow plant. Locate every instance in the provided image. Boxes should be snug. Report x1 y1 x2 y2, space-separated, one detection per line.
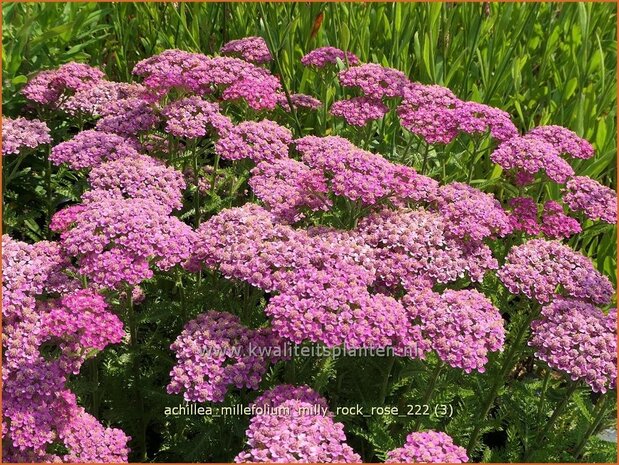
2 27 616 465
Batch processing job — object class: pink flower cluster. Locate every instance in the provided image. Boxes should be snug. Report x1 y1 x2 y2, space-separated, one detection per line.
540 200 582 239
61 80 152 117
22 62 105 105
498 239 614 305
330 96 388 126
508 197 541 235
386 431 468 463
563 176 617 224
162 96 232 139
235 385 361 463
59 198 196 289
251 384 330 411
221 36 272 63
527 125 595 159
96 97 159 135
216 119 293 163
50 129 141 170
301 46 360 68
2 235 129 462
278 93 322 111
530 298 616 393
405 289 505 373
84 154 187 213
2 117 52 156
167 311 287 402
338 63 408 98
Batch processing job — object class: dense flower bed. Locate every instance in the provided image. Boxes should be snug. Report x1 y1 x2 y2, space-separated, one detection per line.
2 35 616 463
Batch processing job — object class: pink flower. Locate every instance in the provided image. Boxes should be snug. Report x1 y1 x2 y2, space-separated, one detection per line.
216 120 292 163
220 36 272 63
301 46 360 68
162 96 232 139
338 63 409 98
507 197 541 235
563 176 616 224
2 117 51 156
540 200 581 239
528 125 594 159
386 431 468 463
22 62 104 105
330 96 388 126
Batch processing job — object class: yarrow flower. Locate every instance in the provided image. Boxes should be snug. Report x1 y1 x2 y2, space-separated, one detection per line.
220 36 272 63
507 197 541 235
50 130 141 170
338 63 409 98
530 298 616 393
235 386 361 463
2 117 51 156
278 93 322 111
96 97 159 136
490 135 575 184
405 289 505 373
22 62 105 105
563 176 617 224
397 83 460 144
221 69 282 110
84 154 187 213
132 49 208 93
498 239 614 305
162 96 232 139
455 101 518 143
386 431 468 463
61 80 152 117
216 120 292 163
251 384 330 411
528 125 594 160
249 158 331 223
301 46 360 68
540 200 581 239
60 198 196 289
436 182 512 241
330 96 389 126
167 311 287 403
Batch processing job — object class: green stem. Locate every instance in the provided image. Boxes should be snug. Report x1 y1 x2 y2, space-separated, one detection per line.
421 142 430 175
413 362 444 430
128 291 147 461
536 368 552 423
379 356 396 405
45 147 53 237
192 143 201 228
572 392 611 459
524 381 579 460
466 309 537 454
90 358 100 418
210 152 220 197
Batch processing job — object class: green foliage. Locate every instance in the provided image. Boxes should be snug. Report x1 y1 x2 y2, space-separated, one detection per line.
2 2 617 463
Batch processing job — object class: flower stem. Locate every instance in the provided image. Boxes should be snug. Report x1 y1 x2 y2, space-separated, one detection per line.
413 362 444 430
572 392 611 459
536 368 552 423
45 146 53 237
128 291 147 461
192 143 201 228
421 142 430 175
524 380 579 460
466 309 536 454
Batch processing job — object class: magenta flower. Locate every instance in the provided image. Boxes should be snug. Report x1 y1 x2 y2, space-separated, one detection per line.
338 63 409 98
132 49 209 93
386 431 468 463
330 96 389 126
2 117 51 156
490 135 575 184
216 119 292 163
167 311 287 403
162 96 232 139
50 130 141 170
22 62 104 105
530 298 616 393
540 200 581 239
61 80 152 117
508 197 541 235
498 239 614 305
455 101 518 143
563 176 616 224
301 46 360 68
221 69 282 110
95 97 159 136
528 125 594 159
220 36 272 63
278 93 322 111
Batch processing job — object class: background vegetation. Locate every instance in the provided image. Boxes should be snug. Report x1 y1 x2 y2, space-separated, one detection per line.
2 2 617 463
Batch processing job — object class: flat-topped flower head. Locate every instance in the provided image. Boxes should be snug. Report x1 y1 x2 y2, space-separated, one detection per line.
455 101 518 143
490 135 575 184
301 46 360 68
22 62 104 105
563 176 616 224
216 119 292 163
540 200 581 239
84 154 186 213
397 83 461 144
330 96 388 126
96 97 159 136
406 288 505 373
508 197 541 235
50 130 141 170
62 80 152 117
235 398 361 463
386 431 468 463
338 63 409 98
498 239 614 305
221 69 282 110
132 49 208 93
2 117 51 156
252 385 329 411
528 125 594 159
278 93 322 111
220 36 272 63
167 311 287 403
530 298 616 393
162 96 232 139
